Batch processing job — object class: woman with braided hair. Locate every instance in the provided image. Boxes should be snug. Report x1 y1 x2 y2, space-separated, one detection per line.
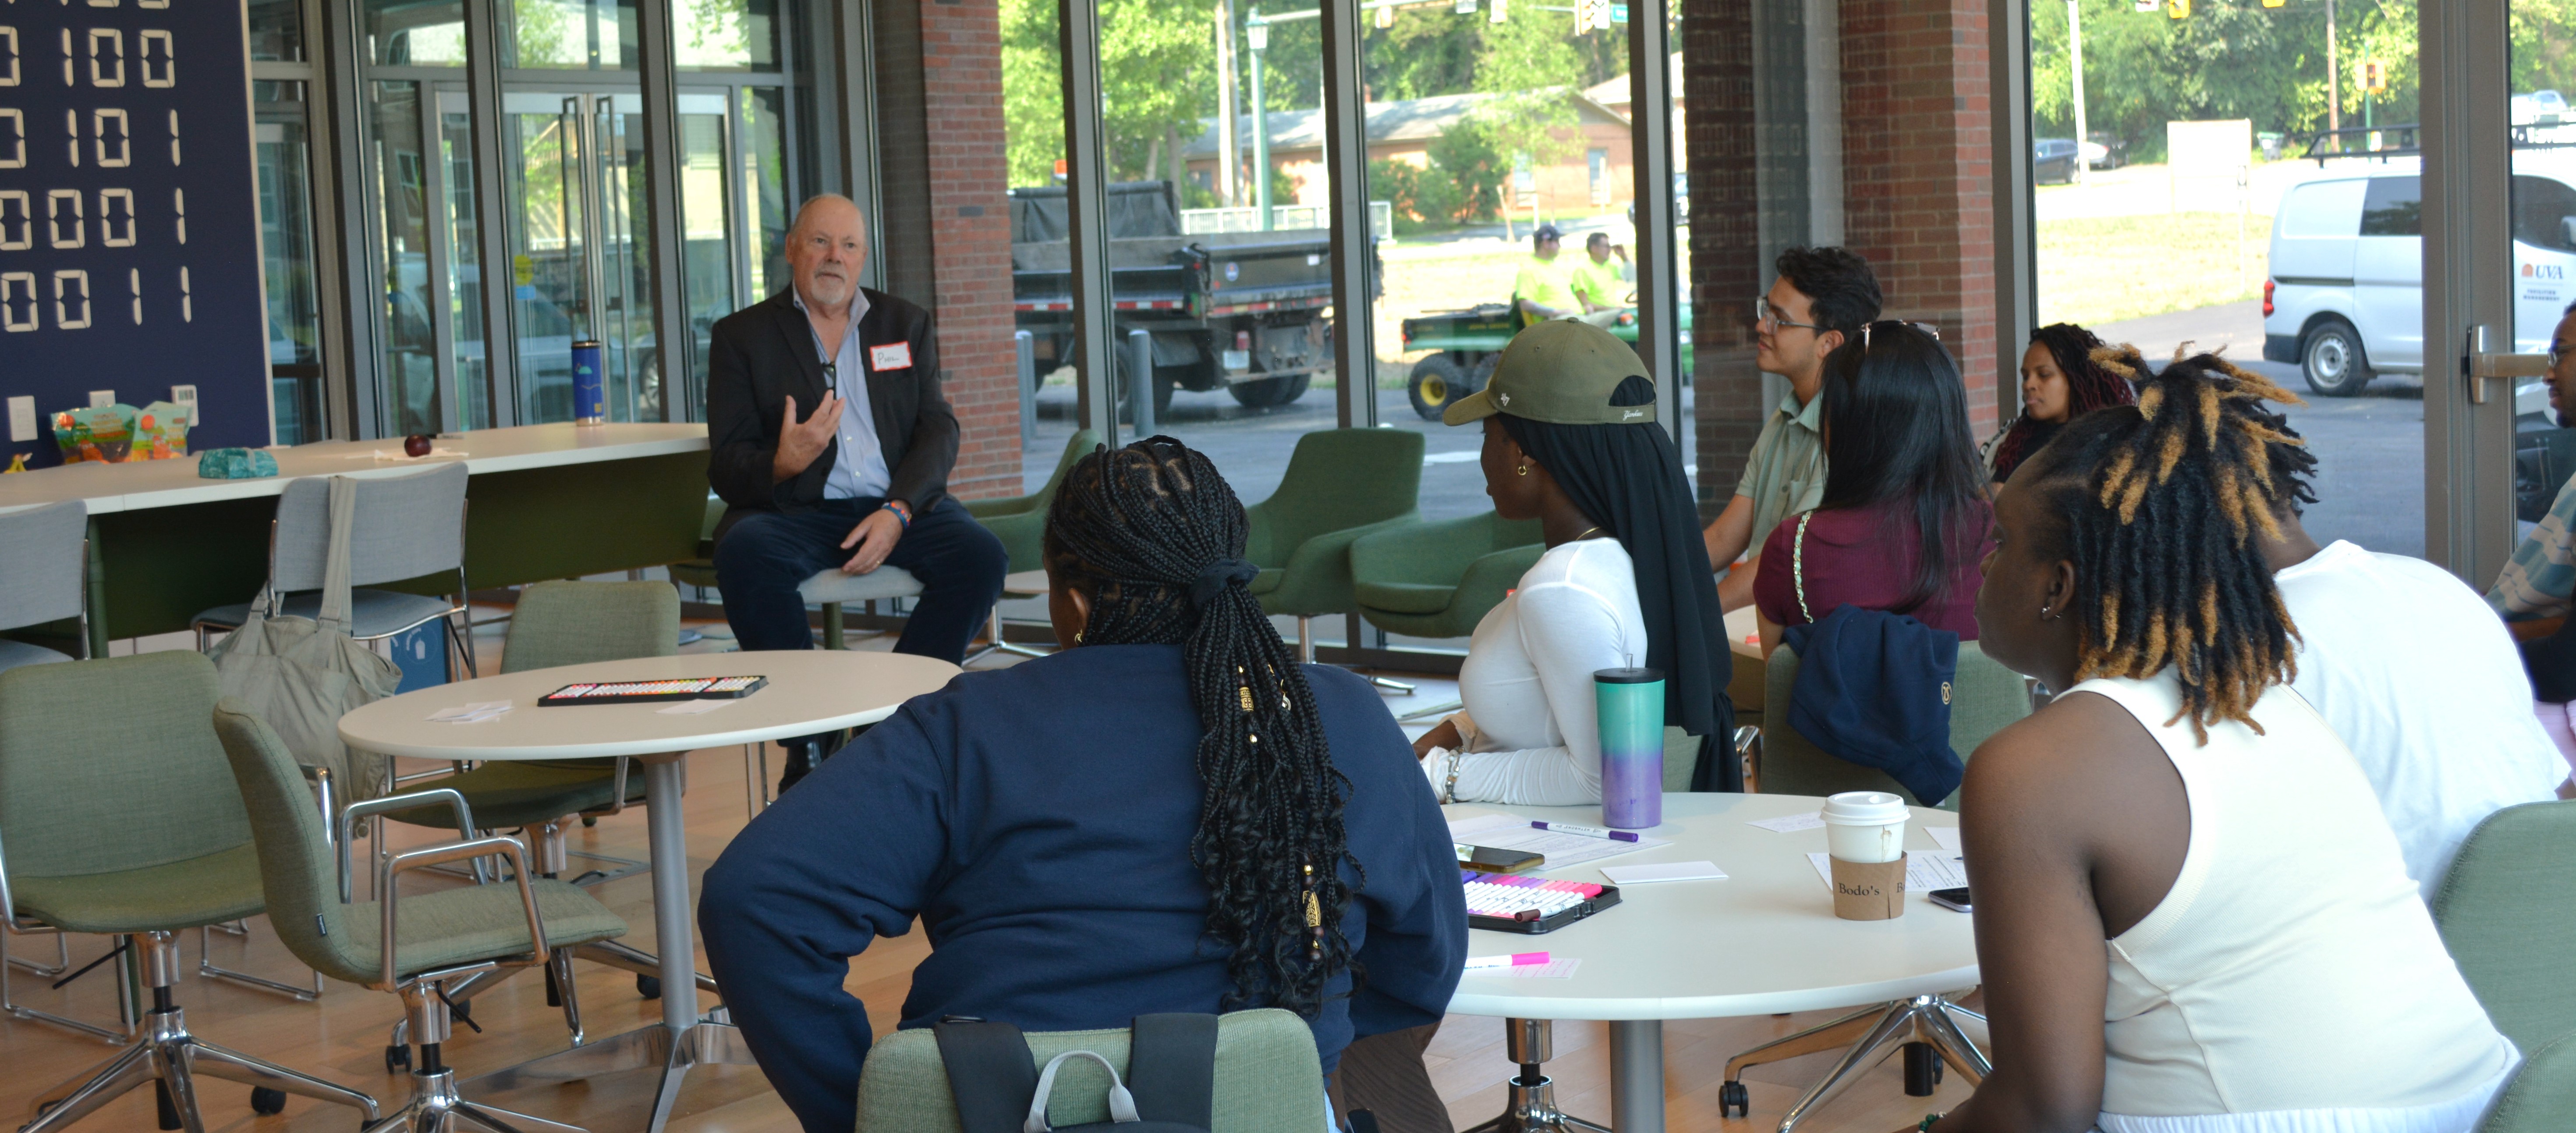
1980 322 2140 486
699 437 1464 1133
1919 356 2516 1133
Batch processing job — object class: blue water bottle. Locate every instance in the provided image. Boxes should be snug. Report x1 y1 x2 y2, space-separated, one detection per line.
571 339 606 425
1595 667 1664 829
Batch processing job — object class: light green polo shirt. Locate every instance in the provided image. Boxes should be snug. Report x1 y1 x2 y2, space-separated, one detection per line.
1733 387 1828 558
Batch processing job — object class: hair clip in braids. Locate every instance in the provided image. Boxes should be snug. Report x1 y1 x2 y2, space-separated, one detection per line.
1238 666 1254 713
1303 863 1323 961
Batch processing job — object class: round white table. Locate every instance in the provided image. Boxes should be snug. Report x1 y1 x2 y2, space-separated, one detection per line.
1446 792 1981 1133
339 650 958 1131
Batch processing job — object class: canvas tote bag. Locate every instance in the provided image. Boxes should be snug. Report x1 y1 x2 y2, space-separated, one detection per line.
209 476 405 801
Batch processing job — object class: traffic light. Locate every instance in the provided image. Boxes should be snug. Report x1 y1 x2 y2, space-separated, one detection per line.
1489 0 1506 22
1375 1 1393 27
2167 0 2189 18
1574 0 1611 32
2362 59 2388 92
2261 0 2284 7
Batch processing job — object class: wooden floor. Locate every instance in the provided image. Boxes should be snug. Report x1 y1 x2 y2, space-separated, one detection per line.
1 618 1974 1132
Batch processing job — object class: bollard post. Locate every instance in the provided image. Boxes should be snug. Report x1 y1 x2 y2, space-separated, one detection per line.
1015 330 1036 451
1128 328 1157 437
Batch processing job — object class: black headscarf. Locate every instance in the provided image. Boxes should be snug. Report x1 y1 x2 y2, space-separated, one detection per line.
1498 376 1739 790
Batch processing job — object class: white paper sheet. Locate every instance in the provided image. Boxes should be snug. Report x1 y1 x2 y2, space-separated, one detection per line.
1925 826 1962 852
1748 811 1825 833
1463 958 1583 979
428 700 511 724
1806 850 1969 893
1600 860 1727 884
1448 812 1669 870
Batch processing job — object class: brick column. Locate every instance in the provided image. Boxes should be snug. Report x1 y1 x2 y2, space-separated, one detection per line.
1681 0 1764 522
879 0 1021 501
1838 0 2001 433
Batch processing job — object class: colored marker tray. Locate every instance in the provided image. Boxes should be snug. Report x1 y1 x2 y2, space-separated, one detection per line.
538 675 768 706
1461 869 1622 935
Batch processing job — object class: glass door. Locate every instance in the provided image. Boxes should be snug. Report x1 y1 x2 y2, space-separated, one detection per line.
501 89 655 423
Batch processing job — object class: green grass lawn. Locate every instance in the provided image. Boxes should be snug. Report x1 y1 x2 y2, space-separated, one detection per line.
2038 213 2273 327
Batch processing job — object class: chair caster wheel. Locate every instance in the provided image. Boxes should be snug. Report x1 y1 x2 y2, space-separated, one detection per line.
1719 1079 1749 1118
385 1044 411 1073
581 815 599 828
637 973 663 999
252 1087 287 1115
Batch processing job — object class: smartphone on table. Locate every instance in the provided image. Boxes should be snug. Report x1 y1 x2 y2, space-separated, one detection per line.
1928 887 1972 913
1456 844 1545 874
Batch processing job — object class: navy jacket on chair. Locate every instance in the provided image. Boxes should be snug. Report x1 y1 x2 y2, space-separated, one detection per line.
1782 604 1964 806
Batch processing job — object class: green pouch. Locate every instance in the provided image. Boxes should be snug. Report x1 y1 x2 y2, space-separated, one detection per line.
197 448 280 479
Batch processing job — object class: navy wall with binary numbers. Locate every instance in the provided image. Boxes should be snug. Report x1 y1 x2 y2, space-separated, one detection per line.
1 0 268 469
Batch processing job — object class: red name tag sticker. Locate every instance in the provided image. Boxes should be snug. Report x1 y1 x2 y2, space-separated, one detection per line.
868 342 914 371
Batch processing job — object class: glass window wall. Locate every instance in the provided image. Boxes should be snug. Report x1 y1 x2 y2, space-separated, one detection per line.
2027 0 2424 555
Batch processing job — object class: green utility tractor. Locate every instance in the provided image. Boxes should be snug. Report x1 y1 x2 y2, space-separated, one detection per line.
1396 300 1696 420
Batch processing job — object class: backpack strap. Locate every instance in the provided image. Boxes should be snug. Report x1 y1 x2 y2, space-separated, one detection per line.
1123 1013 1219 1129
933 1018 1040 1133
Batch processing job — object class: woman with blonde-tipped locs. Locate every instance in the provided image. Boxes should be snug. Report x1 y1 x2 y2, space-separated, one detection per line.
1906 353 2518 1133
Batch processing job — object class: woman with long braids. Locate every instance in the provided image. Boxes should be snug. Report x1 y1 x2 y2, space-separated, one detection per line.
698 438 1464 1133
1981 322 2140 486
1919 357 2515 1133
1414 319 1735 804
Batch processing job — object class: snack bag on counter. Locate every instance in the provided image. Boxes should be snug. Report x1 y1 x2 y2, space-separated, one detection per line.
135 401 191 459
52 405 136 464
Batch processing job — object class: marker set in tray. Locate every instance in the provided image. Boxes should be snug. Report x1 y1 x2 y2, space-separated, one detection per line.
1461 870 1621 934
537 676 768 707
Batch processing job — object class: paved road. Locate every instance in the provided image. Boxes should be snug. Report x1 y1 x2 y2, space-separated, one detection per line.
1018 299 2429 564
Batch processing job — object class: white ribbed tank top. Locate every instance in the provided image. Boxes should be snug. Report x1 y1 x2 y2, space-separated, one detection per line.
2069 673 2515 1133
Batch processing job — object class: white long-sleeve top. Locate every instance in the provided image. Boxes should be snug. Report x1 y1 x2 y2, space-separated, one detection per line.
1424 538 1647 806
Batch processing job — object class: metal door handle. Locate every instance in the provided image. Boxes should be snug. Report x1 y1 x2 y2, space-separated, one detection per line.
2467 324 2548 405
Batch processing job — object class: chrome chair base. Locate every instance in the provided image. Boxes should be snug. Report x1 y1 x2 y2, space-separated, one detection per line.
1460 1019 1610 1133
21 934 376 1133
1722 994 1989 1133
1291 616 1417 694
361 1069 581 1133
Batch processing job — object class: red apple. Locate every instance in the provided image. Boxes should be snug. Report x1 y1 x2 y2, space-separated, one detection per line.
404 434 432 458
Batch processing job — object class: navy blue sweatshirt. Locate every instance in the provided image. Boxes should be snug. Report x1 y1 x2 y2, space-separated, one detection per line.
697 644 1467 1133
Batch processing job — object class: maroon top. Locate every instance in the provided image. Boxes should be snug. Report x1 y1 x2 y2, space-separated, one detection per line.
1753 501 1992 640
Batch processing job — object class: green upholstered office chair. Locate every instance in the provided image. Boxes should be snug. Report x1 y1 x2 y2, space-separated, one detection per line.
2480 1034 2576 1133
213 702 627 1133
1750 639 2030 808
378 580 699 1024
4 651 379 1133
1245 429 1424 689
1350 511 1545 640
958 430 1101 667
855 1009 1327 1133
2434 799 2576 1055
1712 638 2028 1125
965 428 1106 573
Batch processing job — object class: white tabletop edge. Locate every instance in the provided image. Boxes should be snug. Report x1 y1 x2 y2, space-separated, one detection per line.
0 425 708 514
338 701 904 761
1447 963 1982 1021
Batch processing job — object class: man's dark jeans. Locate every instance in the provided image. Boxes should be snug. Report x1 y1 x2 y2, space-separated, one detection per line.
713 497 1007 664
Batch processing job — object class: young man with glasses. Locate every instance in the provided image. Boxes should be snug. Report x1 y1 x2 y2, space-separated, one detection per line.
1699 245 1882 610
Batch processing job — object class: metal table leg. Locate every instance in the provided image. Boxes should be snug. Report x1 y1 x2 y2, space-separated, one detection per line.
463 752 758 1132
1609 1019 1664 1133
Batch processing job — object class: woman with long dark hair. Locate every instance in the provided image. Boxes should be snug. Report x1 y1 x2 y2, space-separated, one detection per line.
1413 320 1735 805
1751 321 1993 651
699 438 1465 1133
1983 322 2141 485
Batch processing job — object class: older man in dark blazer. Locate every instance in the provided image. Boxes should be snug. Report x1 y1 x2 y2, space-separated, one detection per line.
707 194 1006 697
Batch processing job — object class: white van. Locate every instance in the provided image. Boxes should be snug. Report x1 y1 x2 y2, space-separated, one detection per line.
2261 159 2576 396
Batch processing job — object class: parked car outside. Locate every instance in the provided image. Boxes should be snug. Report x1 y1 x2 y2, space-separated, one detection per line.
2261 156 2576 397
2082 133 2128 170
2034 138 2080 185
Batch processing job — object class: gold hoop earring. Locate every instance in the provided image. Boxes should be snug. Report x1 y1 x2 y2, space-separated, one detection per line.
1074 629 1085 644
1515 463 1530 477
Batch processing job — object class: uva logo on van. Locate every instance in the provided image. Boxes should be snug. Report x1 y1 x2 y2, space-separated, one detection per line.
2526 263 2568 281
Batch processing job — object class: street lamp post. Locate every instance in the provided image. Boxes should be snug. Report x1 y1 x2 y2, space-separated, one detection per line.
2068 0 2087 185
1248 12 1272 230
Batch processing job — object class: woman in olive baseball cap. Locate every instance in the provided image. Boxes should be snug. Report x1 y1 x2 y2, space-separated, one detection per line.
1414 320 1737 804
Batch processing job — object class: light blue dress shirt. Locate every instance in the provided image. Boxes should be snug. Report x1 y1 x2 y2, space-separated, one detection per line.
792 288 893 501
